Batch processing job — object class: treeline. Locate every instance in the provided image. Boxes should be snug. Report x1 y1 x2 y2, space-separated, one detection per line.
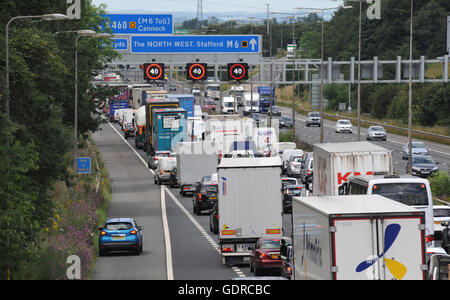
0 0 118 279
185 1 449 129
322 0 450 129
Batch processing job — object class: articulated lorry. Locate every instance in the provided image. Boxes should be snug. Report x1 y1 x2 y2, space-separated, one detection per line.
144 98 179 154
151 108 187 155
258 86 275 114
218 157 283 265
292 195 427 280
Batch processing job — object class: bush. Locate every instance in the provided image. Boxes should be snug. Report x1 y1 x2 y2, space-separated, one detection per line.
429 171 449 203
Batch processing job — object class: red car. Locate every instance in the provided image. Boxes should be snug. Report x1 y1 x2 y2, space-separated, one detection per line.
203 99 216 111
250 238 283 276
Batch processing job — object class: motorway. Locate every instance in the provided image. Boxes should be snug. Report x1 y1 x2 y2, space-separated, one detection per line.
91 84 449 280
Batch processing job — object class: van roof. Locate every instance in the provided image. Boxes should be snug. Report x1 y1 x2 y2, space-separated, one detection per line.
349 174 430 185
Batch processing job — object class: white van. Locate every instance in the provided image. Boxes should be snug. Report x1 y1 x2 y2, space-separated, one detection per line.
343 174 435 247
222 96 236 114
155 157 177 185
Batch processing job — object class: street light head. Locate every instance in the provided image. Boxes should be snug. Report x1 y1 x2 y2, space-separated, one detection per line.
93 33 112 38
77 30 97 35
41 14 69 21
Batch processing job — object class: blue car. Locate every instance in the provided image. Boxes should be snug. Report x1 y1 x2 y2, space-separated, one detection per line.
98 218 143 256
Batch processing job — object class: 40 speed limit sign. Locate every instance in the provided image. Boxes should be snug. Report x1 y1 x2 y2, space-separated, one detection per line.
227 63 248 81
143 63 165 81
186 63 207 81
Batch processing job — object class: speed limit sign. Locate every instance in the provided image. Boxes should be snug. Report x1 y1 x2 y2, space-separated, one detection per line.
186 63 207 81
143 63 164 81
227 63 248 81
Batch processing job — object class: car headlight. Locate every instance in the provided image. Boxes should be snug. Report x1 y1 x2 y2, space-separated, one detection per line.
432 166 438 171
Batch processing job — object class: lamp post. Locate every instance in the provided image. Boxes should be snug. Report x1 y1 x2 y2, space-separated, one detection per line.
295 6 352 143
5 13 68 118
74 31 111 202
407 0 414 175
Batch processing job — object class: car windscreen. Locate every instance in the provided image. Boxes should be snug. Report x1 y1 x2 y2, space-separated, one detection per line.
309 113 320 117
412 142 426 148
371 126 384 131
283 179 297 186
260 240 280 249
287 188 302 195
372 183 429 206
434 209 450 217
105 222 133 231
338 120 350 124
204 184 218 194
156 152 170 158
412 157 434 164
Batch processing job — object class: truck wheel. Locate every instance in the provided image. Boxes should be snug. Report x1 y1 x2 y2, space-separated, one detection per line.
213 225 218 234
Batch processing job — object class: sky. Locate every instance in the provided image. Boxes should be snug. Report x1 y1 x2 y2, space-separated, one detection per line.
91 0 345 14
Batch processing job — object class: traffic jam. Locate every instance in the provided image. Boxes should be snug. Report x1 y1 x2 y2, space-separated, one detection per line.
98 65 450 280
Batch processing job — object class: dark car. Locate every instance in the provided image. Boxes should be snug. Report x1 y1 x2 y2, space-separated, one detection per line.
98 218 143 256
283 184 303 213
250 238 284 276
252 113 264 126
169 167 178 188
209 200 219 234
407 155 439 177
280 238 293 279
169 84 177 92
279 116 293 128
268 105 281 116
192 181 218 215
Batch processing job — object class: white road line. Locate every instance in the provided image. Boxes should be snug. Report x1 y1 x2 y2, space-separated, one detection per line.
106 121 174 279
160 186 174 280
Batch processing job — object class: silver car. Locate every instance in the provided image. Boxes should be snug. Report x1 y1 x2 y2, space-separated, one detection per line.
306 112 321 127
286 155 303 177
402 142 428 159
366 126 387 141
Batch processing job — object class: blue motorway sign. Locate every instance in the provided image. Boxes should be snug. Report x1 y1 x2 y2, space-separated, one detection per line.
112 38 128 51
131 35 261 54
102 14 173 35
76 157 91 174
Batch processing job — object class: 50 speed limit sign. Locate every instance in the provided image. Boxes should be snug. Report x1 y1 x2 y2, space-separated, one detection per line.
227 63 248 81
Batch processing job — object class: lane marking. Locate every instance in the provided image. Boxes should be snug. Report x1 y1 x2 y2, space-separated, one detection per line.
161 186 174 280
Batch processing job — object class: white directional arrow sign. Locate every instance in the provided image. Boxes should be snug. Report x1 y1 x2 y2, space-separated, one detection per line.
250 38 257 51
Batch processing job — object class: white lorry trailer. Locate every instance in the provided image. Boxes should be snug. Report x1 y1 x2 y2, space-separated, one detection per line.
292 195 427 280
176 141 218 196
313 141 393 196
217 157 283 265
